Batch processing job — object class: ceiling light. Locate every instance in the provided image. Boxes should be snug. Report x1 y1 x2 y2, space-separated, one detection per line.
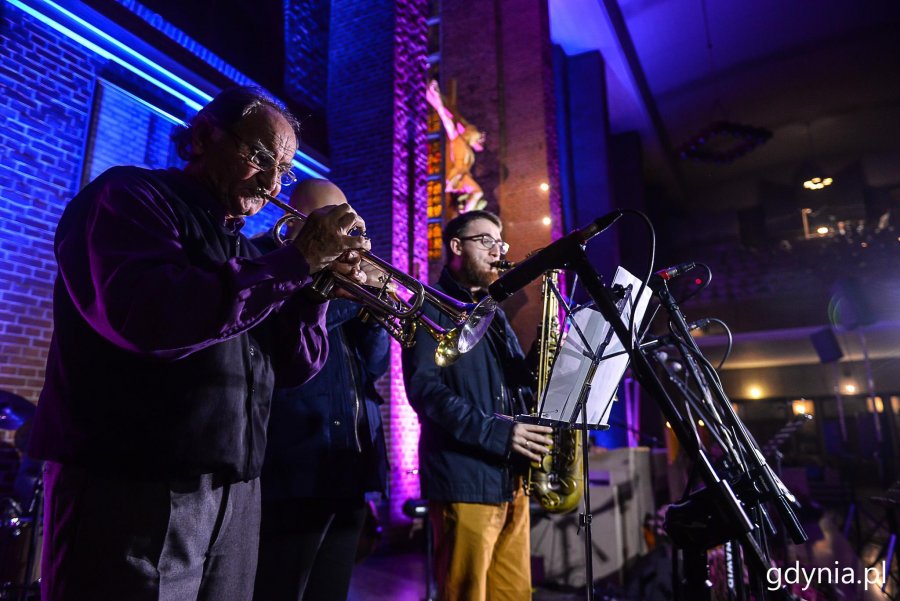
539 182 550 192
678 121 772 164
798 125 832 191
792 399 813 416
748 386 763 399
803 176 833 191
541 216 551 226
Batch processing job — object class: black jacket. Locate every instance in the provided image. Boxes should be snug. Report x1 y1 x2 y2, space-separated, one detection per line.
402 267 533 503
254 233 391 500
30 167 327 482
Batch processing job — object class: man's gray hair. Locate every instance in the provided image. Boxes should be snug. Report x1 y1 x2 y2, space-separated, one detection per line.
172 86 301 160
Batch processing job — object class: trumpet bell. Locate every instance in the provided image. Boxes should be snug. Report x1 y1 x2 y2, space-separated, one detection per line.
428 297 496 367
457 297 496 354
260 190 496 365
434 329 459 368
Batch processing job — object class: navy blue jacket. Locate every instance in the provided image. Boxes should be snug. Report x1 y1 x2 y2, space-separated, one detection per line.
402 267 533 503
255 233 390 500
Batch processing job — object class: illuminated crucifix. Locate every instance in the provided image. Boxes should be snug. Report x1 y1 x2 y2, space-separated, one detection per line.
425 80 487 217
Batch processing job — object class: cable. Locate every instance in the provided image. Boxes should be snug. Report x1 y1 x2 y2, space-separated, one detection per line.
613 209 656 353
706 317 733 369
675 262 712 304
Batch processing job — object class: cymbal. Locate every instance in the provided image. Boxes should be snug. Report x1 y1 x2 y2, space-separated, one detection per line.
0 390 35 431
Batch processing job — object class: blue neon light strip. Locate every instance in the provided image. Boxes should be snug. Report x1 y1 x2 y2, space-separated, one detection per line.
8 0 205 110
116 0 259 91
44 0 211 103
8 0 330 178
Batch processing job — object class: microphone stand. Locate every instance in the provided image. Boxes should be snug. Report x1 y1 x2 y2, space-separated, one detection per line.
549 282 630 601
491 233 803 601
654 278 807 600
575 252 745 600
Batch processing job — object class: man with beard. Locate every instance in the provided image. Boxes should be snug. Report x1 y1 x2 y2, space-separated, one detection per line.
402 210 553 600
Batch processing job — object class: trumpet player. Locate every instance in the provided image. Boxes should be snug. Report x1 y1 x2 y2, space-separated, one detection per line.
252 179 390 601
28 86 369 601
402 210 554 601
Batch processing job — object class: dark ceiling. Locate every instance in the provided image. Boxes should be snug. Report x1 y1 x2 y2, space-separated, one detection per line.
550 0 900 215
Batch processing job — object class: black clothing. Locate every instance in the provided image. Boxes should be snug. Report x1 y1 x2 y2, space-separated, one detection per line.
30 167 327 483
402 266 532 503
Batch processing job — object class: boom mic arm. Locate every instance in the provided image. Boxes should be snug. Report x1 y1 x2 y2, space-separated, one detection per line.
488 210 623 302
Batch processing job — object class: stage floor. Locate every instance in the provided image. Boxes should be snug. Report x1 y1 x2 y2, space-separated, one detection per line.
348 550 583 601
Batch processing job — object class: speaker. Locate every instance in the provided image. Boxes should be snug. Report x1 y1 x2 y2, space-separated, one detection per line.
530 448 654 588
830 277 875 329
809 327 843 364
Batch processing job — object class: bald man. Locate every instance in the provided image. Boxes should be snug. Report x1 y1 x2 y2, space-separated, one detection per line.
252 180 390 601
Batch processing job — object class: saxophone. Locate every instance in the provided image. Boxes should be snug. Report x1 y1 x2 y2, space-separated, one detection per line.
527 270 584 513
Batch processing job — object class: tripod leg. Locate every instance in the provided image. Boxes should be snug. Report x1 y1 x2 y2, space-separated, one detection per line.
673 546 712 601
884 534 896 594
424 509 437 601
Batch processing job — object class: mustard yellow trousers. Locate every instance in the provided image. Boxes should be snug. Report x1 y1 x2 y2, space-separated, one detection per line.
429 488 531 601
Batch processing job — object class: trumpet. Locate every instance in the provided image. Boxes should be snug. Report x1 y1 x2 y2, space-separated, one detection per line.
262 191 496 366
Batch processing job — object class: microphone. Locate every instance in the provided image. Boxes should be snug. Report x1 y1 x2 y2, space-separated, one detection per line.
641 318 711 351
648 261 696 289
488 210 623 302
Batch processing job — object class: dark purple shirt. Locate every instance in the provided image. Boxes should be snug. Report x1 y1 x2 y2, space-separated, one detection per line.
55 168 327 365
30 167 328 478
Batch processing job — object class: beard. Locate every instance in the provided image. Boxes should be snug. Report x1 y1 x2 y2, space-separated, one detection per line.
461 252 499 290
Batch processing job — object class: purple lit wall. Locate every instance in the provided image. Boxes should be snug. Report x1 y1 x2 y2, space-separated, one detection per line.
325 0 429 526
388 0 429 523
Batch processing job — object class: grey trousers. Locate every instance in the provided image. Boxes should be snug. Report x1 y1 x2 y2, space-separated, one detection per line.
41 461 260 601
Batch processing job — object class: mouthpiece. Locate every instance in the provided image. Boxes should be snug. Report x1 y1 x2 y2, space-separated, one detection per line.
491 260 515 270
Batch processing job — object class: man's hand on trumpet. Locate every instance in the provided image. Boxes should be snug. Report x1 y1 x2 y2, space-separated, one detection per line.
292 203 370 284
360 262 397 295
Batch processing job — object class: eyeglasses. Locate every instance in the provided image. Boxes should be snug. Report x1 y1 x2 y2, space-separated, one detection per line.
457 234 509 254
224 129 297 186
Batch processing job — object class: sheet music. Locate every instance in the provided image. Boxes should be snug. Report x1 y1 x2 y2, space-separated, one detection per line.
539 266 652 428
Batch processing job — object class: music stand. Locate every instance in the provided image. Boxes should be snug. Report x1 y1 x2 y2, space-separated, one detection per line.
520 267 652 431
518 266 652 596
491 212 806 601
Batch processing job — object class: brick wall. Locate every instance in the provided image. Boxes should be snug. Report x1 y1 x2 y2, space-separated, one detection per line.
388 0 430 525
327 0 396 260
0 2 322 413
83 81 182 184
284 0 330 112
328 0 430 528
0 5 102 403
441 0 561 350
